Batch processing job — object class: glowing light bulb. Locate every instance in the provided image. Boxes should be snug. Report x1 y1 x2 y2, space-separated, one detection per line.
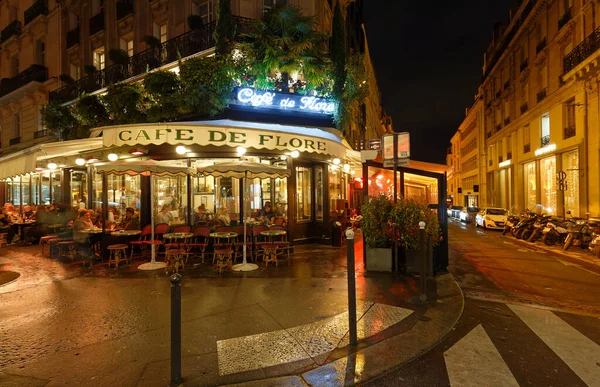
47 162 57 170
108 153 119 161
75 158 85 166
333 158 341 165
236 147 247 155
175 146 187 155
290 150 300 158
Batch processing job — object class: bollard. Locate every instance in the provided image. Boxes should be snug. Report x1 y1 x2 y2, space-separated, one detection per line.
427 232 433 277
171 273 182 385
418 221 427 302
346 229 358 347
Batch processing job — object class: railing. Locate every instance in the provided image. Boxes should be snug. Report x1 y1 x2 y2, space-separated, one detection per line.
520 59 528 73
498 156 503 163
507 152 512 160
536 37 547 54
24 0 47 26
486 100 492 109
495 90 501 98
563 125 576 139
51 17 253 102
9 137 21 146
541 135 550 147
1 20 22 44
558 7 572 30
117 0 134 21
524 143 531 153
486 132 492 139
0 64 48 98
564 26 600 74
536 88 547 103
520 102 528 114
504 81 510 90
495 124 502 132
66 26 80 49
33 129 49 139
504 117 510 125
89 11 105 36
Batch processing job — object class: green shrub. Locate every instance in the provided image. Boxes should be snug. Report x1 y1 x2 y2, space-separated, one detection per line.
59 74 75 84
179 56 234 116
83 65 97 75
75 94 109 128
143 70 181 121
41 102 78 140
361 194 394 248
108 48 130 65
390 197 441 250
102 83 147 125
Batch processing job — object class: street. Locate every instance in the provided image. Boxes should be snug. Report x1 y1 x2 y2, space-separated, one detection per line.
366 219 600 387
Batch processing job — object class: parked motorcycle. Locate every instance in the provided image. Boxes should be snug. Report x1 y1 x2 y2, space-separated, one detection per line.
542 217 578 246
502 214 520 236
565 219 600 250
514 214 539 240
589 230 600 259
527 215 553 243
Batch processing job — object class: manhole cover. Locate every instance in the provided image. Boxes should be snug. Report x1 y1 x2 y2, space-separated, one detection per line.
0 270 20 286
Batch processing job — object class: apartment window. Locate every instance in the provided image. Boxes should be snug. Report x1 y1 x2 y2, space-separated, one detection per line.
562 0 572 13
36 40 46 66
93 47 105 70
564 99 576 138
523 125 531 148
92 0 104 15
37 106 44 131
539 65 547 90
536 16 547 42
120 38 134 56
11 55 19 76
70 62 80 80
193 1 213 25
154 22 168 43
12 113 20 139
263 0 288 14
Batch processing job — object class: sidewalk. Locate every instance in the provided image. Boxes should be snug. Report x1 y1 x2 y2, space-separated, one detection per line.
0 235 463 386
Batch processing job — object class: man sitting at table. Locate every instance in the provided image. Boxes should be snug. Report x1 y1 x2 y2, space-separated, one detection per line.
117 207 140 230
73 210 94 258
258 201 276 225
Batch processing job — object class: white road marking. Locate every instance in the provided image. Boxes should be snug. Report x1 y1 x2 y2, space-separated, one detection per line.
557 260 600 277
509 304 600 386
444 324 519 387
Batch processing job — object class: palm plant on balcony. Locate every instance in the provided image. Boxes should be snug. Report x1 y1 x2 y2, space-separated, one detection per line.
214 0 234 56
334 53 369 131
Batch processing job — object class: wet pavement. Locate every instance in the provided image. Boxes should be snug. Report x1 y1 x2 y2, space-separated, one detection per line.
0 233 463 386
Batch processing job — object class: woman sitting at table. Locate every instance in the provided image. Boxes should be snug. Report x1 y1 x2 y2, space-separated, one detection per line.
194 204 211 223
117 207 140 230
258 201 275 225
215 207 231 226
155 204 174 224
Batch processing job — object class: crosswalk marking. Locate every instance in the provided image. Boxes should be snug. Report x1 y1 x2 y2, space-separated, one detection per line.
509 304 600 387
444 324 519 387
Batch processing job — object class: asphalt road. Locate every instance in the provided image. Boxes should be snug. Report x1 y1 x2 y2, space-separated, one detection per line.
366 219 600 387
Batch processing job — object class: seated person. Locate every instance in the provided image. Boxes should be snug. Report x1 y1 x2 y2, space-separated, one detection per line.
117 207 140 230
155 204 174 224
0 207 16 244
194 204 211 223
215 207 231 226
23 205 35 219
258 201 275 225
72 210 95 259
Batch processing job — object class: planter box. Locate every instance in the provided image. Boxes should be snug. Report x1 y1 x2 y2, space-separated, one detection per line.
366 247 392 272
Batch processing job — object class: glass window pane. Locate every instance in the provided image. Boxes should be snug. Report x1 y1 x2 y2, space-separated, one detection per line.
562 150 579 217
524 161 537 212
540 156 556 214
155 175 185 223
367 166 393 197
316 166 323 221
12 176 21 206
71 171 88 209
273 177 287 219
41 173 51 205
31 174 40 205
22 174 30 206
51 172 62 205
193 175 215 223
404 173 439 204
296 166 312 222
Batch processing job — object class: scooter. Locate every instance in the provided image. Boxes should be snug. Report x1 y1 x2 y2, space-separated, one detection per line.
514 214 538 240
589 231 600 259
502 214 520 236
527 215 553 243
542 218 576 246
565 220 600 250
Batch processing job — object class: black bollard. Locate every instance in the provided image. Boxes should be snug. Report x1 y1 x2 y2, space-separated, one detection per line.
419 222 427 302
171 273 182 385
346 229 358 346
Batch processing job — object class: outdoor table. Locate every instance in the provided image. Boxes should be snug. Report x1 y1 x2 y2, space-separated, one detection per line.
168 220 185 228
260 229 286 242
163 232 194 249
11 220 36 245
209 231 238 247
47 223 65 233
111 230 142 237
163 232 194 271
260 230 287 266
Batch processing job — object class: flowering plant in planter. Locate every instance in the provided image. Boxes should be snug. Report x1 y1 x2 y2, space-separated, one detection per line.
390 197 440 249
361 194 394 248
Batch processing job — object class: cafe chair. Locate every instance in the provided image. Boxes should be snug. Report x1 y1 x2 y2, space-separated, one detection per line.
212 226 234 252
214 246 233 273
270 225 292 263
164 241 185 273
108 244 129 268
208 219 226 228
58 240 77 261
186 226 210 263
172 225 191 233
39 235 59 255
143 223 170 254
234 225 253 262
129 225 152 260
251 225 269 262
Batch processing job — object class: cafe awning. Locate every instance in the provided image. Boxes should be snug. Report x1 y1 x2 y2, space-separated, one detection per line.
93 119 351 159
0 138 104 179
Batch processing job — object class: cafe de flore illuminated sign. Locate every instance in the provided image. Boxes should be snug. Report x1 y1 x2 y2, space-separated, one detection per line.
229 87 337 116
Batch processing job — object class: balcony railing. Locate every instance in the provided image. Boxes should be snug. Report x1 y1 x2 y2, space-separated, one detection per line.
520 102 528 114
24 0 47 26
507 152 512 160
524 143 531 153
51 17 253 103
564 26 600 74
537 88 547 103
504 117 510 125
9 137 21 146
536 37 547 54
541 135 550 147
495 124 502 132
558 7 572 30
89 11 105 36
33 129 49 139
1 20 22 44
117 0 134 21
486 132 492 139
486 100 493 109
66 26 80 49
504 81 510 90
520 59 528 73
495 90 501 99
0 64 48 98
563 125 576 139
498 156 503 163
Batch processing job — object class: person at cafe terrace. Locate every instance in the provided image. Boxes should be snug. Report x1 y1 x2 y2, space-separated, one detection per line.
117 207 140 230
72 209 94 258
0 207 16 244
259 201 276 225
155 204 174 224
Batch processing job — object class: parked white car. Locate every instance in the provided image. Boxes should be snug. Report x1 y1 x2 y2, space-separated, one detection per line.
475 207 508 230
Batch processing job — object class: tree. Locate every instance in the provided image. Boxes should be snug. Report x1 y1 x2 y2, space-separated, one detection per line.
242 5 329 91
214 0 235 56
331 1 346 99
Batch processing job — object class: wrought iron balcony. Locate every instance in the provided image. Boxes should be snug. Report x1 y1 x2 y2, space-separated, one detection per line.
564 26 600 74
117 0 134 21
33 129 49 139
51 17 253 103
558 7 572 30
89 11 105 36
524 143 531 153
504 81 510 90
0 64 48 98
9 137 21 146
520 102 528 114
536 38 547 54
1 20 22 44
541 135 550 147
66 26 80 49
495 90 501 99
504 117 510 125
519 59 528 73
495 124 502 132
537 88 547 103
507 152 512 160
24 0 47 26
563 125 576 139
486 132 492 139
486 100 493 109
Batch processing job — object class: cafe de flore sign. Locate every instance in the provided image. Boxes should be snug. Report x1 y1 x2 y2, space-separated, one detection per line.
230 87 337 116
101 121 347 158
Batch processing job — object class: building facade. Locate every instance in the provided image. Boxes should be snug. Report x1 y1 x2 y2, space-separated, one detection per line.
449 0 600 218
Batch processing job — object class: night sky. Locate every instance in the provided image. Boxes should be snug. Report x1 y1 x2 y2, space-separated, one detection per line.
363 1 520 165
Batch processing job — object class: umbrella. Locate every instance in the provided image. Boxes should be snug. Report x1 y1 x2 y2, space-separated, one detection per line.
197 160 291 271
95 160 191 270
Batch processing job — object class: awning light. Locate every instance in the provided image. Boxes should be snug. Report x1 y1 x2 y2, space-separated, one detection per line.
129 148 147 156
75 158 86 166
534 143 556 156
290 150 300 158
236 147 247 156
108 153 119 161
175 146 187 155
47 162 57 170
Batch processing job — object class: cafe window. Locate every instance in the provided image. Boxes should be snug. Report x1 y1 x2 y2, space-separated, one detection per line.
6 179 13 204
296 166 312 222
524 161 537 211
562 150 579 217
540 156 556 214
71 171 88 209
193 175 216 217
404 172 439 205
316 165 324 221
22 174 31 206
31 173 40 205
51 172 62 204
96 174 140 224
41 173 51 204
214 176 239 222
154 175 187 222
12 176 21 205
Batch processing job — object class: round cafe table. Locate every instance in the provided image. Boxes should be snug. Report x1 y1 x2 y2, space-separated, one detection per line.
260 230 287 267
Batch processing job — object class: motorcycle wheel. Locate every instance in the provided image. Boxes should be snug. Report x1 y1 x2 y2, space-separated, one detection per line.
527 230 537 242
522 230 532 241
511 228 518 237
594 246 600 259
515 229 524 239
564 235 573 251
502 227 508 236
543 233 555 246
